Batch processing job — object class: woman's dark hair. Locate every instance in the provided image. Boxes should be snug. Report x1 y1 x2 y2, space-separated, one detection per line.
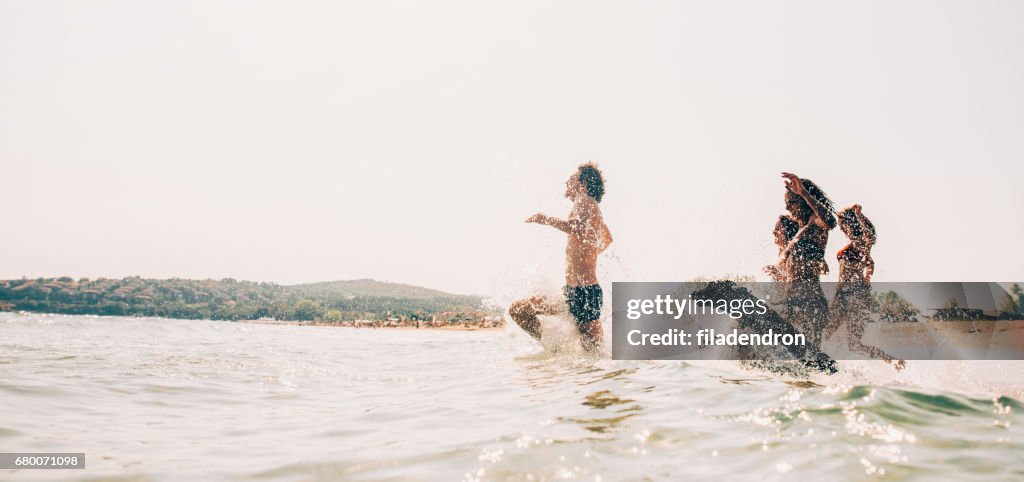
838 207 876 244
775 215 799 243
578 163 605 203
791 178 836 229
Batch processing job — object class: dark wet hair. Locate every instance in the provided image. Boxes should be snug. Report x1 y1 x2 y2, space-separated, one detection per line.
790 178 836 229
577 163 605 203
838 207 876 243
775 215 799 243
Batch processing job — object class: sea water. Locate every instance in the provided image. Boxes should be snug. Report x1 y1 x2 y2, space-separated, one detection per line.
1 312 1021 481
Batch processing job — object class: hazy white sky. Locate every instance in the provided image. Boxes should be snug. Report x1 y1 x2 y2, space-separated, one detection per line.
2 0 1022 297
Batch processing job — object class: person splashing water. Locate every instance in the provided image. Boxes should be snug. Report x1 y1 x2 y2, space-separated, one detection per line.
778 172 836 348
825 204 906 370
508 162 613 351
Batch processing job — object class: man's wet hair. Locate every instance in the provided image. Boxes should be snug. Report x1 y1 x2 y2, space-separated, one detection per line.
577 162 605 203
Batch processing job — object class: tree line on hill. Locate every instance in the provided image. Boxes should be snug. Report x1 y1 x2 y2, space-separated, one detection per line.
0 277 496 323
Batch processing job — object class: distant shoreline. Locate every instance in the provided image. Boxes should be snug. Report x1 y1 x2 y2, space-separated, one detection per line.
237 318 504 331
0 277 498 326
0 310 505 331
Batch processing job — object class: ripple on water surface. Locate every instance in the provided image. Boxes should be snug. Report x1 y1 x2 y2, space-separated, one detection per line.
0 312 1021 481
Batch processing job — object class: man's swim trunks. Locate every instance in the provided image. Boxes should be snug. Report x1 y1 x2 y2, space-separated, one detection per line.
563 285 603 326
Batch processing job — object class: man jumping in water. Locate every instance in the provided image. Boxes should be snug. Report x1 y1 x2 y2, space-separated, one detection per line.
509 162 613 351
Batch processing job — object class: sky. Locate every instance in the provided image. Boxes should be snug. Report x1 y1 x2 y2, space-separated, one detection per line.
1 1 1022 298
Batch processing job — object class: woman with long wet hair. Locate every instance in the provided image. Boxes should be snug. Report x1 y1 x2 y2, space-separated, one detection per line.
764 215 799 282
824 205 905 370
778 172 836 347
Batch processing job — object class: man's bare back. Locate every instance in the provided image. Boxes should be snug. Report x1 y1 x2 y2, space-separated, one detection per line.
511 163 612 350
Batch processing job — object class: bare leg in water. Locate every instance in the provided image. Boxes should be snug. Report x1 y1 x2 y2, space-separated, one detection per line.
508 295 562 341
577 318 603 351
508 294 603 350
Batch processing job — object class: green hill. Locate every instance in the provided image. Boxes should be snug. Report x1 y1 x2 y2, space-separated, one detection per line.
0 277 493 323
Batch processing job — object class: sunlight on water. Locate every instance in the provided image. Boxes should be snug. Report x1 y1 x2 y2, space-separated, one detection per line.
1 312 1022 481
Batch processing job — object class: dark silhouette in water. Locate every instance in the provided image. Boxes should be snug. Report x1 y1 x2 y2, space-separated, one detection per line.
824 205 905 370
779 172 836 348
692 281 838 374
